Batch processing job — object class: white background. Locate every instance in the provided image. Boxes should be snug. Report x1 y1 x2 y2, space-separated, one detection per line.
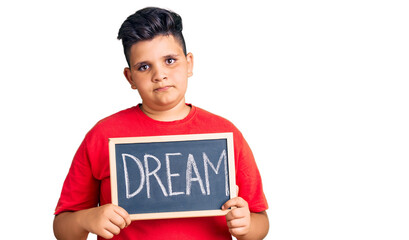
1 0 408 239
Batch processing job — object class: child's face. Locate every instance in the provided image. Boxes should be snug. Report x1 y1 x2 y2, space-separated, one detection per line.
124 35 193 112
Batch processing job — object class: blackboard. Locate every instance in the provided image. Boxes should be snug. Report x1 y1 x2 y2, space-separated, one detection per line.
109 133 236 220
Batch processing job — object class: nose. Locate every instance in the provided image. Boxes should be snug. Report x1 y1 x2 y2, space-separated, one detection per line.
152 65 167 82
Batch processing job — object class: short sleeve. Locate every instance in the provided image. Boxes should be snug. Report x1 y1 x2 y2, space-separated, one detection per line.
54 137 100 215
234 131 268 213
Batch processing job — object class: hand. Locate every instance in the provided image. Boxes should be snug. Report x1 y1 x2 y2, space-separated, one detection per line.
80 204 131 239
222 197 251 237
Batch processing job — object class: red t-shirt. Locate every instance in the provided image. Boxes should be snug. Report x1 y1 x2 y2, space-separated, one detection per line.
55 105 268 240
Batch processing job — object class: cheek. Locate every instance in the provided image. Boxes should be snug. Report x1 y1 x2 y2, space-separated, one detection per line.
172 68 189 83
132 74 150 88
136 84 151 94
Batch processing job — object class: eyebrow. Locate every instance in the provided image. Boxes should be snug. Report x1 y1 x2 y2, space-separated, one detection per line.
163 54 180 59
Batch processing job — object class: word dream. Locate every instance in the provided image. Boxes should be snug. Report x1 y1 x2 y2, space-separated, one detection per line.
121 149 229 199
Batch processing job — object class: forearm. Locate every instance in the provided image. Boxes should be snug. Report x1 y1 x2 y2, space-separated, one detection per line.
53 210 90 240
236 211 269 240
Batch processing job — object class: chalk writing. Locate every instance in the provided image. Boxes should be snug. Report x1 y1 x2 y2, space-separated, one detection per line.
121 149 228 199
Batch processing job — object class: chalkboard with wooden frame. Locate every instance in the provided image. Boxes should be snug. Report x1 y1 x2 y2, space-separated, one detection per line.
109 133 237 220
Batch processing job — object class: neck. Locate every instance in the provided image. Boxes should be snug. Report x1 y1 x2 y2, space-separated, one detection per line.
140 101 191 121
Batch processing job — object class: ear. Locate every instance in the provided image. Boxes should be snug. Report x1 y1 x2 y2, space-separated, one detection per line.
124 67 137 89
186 52 194 78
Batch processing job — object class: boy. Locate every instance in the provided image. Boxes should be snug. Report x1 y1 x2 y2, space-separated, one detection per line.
53 7 269 240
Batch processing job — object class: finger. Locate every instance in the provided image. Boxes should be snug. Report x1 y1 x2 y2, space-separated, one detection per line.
109 212 127 229
226 216 248 228
99 228 114 239
225 208 247 221
229 226 248 237
222 197 248 210
104 221 121 236
113 206 132 227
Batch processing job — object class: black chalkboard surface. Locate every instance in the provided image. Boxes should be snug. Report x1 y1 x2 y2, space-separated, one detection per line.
109 133 236 220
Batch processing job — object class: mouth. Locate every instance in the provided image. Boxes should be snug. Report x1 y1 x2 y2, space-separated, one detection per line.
154 85 173 92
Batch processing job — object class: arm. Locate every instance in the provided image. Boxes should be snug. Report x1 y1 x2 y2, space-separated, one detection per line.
222 197 269 240
53 204 131 240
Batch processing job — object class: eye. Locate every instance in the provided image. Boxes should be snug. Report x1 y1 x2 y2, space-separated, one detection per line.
138 64 149 72
165 58 176 65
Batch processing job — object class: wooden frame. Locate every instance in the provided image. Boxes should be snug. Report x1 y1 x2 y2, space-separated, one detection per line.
109 133 236 220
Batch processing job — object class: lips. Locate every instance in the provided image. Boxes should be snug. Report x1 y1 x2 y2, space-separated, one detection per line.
154 85 173 92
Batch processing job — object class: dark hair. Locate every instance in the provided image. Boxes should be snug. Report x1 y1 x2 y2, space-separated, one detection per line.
117 7 187 66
